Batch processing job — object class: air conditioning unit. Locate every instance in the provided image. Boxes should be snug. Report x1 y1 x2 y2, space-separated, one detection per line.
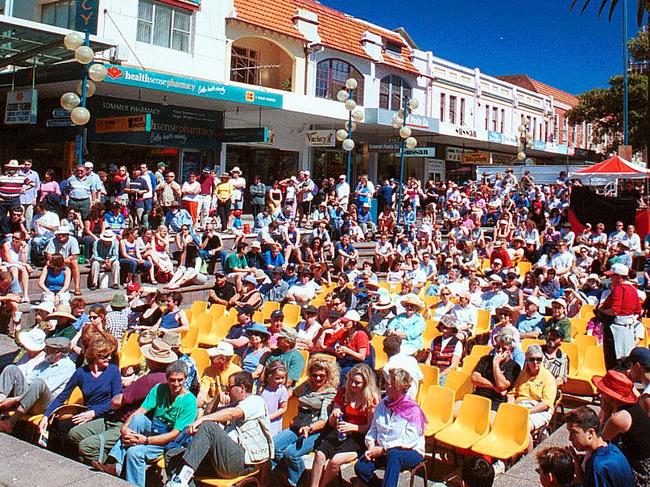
111 44 129 63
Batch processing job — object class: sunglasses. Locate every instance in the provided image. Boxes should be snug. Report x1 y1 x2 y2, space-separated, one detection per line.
89 314 100 319
527 357 543 363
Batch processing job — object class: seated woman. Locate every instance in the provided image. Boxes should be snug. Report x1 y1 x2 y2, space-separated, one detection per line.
2 231 32 303
429 315 463 385
242 323 271 380
427 286 455 321
38 253 71 305
154 292 189 335
82 203 105 262
136 228 157 285
310 364 379 487
38 337 121 457
354 368 426 487
324 310 371 384
273 357 339 487
92 360 197 487
119 229 152 285
130 288 164 329
165 243 207 290
152 225 174 280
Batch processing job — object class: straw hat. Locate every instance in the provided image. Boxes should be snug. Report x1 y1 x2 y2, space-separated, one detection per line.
373 289 394 310
48 305 76 321
399 293 424 311
141 338 178 364
592 370 637 404
4 159 22 169
100 229 116 242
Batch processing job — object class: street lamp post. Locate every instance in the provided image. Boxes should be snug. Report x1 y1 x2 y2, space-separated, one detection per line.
335 78 364 185
393 97 419 224
517 117 532 164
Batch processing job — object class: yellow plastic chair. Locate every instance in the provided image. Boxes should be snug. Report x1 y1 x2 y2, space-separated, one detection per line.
119 333 143 369
435 394 491 449
298 349 310 379
190 348 211 377
579 304 596 320
563 345 605 396
423 385 455 438
423 321 441 347
517 261 531 277
260 301 280 321
471 403 530 460
570 318 588 338
473 309 491 336
208 303 227 319
196 469 262 487
283 395 299 430
25 387 84 429
371 335 387 370
573 335 598 363
180 326 200 354
185 309 193 326
191 300 209 316
521 338 545 352
196 313 217 347
459 353 484 374
468 344 492 357
282 303 302 327
211 315 233 343
252 310 263 323
444 370 473 401
377 281 390 290
417 364 439 405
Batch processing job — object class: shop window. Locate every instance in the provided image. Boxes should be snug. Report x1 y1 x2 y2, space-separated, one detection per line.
440 93 446 122
449 95 457 124
379 76 411 111
41 0 76 29
137 0 192 53
315 59 364 105
459 98 465 126
230 46 260 85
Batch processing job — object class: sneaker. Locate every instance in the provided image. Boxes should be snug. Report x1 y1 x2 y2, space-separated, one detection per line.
164 474 189 487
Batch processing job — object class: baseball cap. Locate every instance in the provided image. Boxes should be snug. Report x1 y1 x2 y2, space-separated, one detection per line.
525 296 541 308
627 347 650 367
270 310 284 320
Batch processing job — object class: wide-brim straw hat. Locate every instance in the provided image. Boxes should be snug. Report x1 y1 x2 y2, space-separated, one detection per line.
47 305 76 321
141 338 178 364
399 293 424 311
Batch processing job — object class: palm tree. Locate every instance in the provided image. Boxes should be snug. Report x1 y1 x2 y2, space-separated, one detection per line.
570 0 649 25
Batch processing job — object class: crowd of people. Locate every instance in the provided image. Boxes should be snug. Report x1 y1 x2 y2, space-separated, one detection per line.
0 158 647 487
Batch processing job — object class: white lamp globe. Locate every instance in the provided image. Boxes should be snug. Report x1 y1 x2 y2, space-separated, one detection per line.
526 133 534 142
336 89 350 102
74 45 95 64
517 151 526 161
70 106 91 125
64 32 84 51
397 109 404 118
336 129 349 142
351 108 364 122
345 78 358 90
88 63 108 82
405 137 418 149
399 126 412 139
77 80 96 97
342 138 355 151
518 124 526 133
407 98 419 110
344 99 357 111
391 120 402 129
344 121 357 132
60 92 80 111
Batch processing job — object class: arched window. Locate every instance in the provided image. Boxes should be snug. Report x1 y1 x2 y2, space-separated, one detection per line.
315 59 364 105
379 75 412 110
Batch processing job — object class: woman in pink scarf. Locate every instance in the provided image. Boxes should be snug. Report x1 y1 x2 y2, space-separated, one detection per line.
355 368 426 486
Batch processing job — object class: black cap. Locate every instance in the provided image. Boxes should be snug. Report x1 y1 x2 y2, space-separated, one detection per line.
236 305 255 316
270 310 284 319
547 326 565 339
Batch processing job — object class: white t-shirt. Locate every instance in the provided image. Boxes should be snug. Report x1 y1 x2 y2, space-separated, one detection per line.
550 251 575 272
231 177 246 202
225 394 271 464
33 211 60 237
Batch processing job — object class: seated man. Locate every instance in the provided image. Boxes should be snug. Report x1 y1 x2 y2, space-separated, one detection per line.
0 328 47 401
468 330 521 420
198 342 241 409
515 296 545 339
512 344 557 452
164 371 272 487
89 229 120 290
0 336 75 433
541 328 569 388
261 327 305 387
542 298 572 343
92 361 197 487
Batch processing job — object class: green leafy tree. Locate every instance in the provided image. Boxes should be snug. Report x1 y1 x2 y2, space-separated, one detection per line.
567 73 648 152
569 0 649 25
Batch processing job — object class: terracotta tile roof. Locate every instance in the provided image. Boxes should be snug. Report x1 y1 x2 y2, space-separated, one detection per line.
231 0 419 74
497 74 579 107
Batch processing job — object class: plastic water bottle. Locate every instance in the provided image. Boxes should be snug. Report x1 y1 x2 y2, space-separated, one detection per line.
337 414 347 442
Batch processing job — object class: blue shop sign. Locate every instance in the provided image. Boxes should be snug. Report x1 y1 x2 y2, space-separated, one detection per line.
533 140 546 150
488 131 503 143
104 64 283 109
364 108 439 132
75 0 99 34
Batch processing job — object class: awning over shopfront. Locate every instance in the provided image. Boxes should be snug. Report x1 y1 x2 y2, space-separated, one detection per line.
0 14 115 70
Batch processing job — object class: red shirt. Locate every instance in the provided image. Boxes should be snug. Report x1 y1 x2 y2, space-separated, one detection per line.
603 282 641 316
344 329 370 358
199 174 214 195
333 389 371 425
490 248 512 268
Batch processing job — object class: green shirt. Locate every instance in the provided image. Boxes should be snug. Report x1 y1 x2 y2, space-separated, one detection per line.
224 253 248 273
141 383 197 431
52 324 78 341
263 349 305 382
543 317 572 343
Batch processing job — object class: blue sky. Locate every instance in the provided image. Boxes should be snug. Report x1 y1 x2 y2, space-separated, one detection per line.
323 0 642 95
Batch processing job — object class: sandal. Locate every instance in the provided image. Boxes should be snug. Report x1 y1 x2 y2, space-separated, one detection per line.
73 290 82 296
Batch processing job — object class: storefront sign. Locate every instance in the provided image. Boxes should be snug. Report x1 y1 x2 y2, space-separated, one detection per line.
103 64 283 109
88 96 223 150
392 147 437 158
46 107 73 128
218 128 269 143
426 158 445 173
75 0 99 34
491 152 515 165
532 140 546 150
304 130 335 147
488 131 503 143
462 151 490 164
96 114 152 133
364 108 439 132
445 147 465 162
4 89 38 125
438 122 487 141
368 142 400 152
502 134 519 145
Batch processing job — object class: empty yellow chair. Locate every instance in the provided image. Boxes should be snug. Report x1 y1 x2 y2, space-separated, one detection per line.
119 333 143 369
191 300 209 316
212 315 233 343
579 304 596 320
422 385 455 438
563 345 605 396
283 395 299 430
282 303 302 327
417 364 439 405
260 301 280 322
208 303 227 319
180 325 199 353
459 353 483 374
185 309 193 326
196 313 217 347
252 310 263 323
521 338 544 352
190 348 211 377
474 309 491 336
570 317 588 338
444 370 473 400
423 321 441 346
371 335 387 370
471 403 530 460
517 261 531 277
468 344 492 357
435 394 491 449
573 335 598 363
560 342 580 377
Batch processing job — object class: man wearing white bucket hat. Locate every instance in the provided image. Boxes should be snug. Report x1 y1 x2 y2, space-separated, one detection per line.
0 328 47 406
89 229 120 290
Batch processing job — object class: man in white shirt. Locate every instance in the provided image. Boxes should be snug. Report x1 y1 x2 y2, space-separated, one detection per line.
230 167 246 210
549 240 575 276
608 221 626 244
382 334 423 400
335 175 350 207
622 224 642 254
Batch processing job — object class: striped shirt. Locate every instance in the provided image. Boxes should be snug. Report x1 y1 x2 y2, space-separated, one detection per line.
0 174 28 200
66 176 92 200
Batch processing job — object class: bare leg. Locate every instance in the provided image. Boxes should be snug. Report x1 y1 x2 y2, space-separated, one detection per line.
19 268 29 302
68 258 81 294
320 452 358 487
310 451 327 487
